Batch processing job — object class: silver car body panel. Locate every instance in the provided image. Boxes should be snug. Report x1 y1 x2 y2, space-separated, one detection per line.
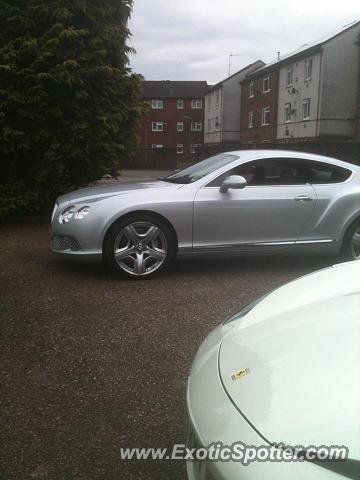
51 150 360 260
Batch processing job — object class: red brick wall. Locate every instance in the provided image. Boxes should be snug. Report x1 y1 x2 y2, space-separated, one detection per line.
240 70 279 143
137 97 205 160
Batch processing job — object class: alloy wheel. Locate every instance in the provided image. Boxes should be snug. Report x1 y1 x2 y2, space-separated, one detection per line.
114 221 167 276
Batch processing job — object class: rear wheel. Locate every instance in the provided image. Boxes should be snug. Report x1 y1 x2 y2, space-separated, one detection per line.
342 220 360 261
103 214 176 278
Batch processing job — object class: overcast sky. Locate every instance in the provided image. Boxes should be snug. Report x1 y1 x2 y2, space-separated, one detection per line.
129 0 359 84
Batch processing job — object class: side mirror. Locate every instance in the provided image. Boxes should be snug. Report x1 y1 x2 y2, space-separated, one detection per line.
220 175 247 193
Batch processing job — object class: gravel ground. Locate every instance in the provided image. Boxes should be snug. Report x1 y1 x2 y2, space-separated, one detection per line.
0 219 336 480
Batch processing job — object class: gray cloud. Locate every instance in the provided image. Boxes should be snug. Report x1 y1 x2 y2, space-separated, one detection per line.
129 0 359 83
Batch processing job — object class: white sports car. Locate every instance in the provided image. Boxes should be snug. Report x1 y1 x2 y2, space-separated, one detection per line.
186 261 360 479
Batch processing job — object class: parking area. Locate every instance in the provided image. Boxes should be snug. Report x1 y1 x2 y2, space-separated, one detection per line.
0 218 336 480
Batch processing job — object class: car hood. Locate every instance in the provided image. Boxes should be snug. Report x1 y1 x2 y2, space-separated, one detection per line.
219 262 360 460
57 180 182 204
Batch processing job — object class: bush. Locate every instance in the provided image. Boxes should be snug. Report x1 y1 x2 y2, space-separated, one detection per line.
0 0 142 220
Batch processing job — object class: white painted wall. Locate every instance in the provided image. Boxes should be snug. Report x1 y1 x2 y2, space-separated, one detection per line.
204 88 222 144
277 52 322 139
205 61 264 144
319 24 360 137
277 23 360 140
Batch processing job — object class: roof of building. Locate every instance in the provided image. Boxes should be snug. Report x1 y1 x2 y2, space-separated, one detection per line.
206 60 265 92
141 80 209 98
242 19 360 81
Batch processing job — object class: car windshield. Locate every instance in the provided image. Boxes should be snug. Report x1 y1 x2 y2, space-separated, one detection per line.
163 153 239 184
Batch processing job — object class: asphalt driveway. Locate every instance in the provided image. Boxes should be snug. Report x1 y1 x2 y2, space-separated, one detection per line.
0 219 336 480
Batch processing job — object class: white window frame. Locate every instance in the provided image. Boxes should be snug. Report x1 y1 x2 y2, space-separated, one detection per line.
262 75 271 93
249 80 255 98
284 103 291 123
177 99 184 109
286 66 293 87
191 99 203 109
261 107 270 126
152 122 164 132
176 144 183 154
304 58 313 81
151 99 164 109
151 144 163 149
302 98 311 120
177 122 184 132
191 121 202 132
248 111 254 128
190 144 202 154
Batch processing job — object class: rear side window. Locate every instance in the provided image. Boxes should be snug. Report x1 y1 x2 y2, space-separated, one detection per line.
300 161 352 184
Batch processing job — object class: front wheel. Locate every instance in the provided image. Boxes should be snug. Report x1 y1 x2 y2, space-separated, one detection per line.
103 214 176 278
342 220 360 261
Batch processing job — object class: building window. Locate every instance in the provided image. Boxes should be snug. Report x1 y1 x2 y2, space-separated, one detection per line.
191 122 202 132
262 75 271 93
286 66 293 86
249 80 255 98
191 144 202 154
177 99 184 109
284 103 292 122
151 99 163 109
177 122 184 132
302 98 311 120
248 111 254 128
152 144 163 149
304 58 313 81
207 118 211 132
215 90 220 104
191 99 203 109
261 107 270 126
215 117 220 130
152 122 164 132
177 144 183 154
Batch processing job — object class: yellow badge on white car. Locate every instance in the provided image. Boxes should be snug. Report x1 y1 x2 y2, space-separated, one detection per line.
231 368 250 381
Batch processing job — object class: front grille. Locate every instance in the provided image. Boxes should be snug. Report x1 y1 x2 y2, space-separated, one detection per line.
52 235 81 251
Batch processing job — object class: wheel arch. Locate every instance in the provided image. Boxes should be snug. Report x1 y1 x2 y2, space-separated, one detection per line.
101 209 178 254
341 211 360 247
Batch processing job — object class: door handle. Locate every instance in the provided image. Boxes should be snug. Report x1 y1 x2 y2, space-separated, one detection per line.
294 195 313 202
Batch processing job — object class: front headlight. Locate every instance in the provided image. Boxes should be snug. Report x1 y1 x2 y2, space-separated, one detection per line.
75 206 90 219
59 206 75 224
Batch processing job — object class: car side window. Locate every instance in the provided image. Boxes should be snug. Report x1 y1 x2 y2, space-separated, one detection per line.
206 158 352 187
297 160 351 184
206 158 307 187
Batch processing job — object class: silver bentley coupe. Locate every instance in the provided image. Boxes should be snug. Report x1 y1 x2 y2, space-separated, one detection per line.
51 150 360 278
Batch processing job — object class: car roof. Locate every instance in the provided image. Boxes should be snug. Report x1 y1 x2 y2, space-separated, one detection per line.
223 149 359 171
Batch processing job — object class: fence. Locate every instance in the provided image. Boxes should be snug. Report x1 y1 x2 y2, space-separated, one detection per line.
124 140 360 170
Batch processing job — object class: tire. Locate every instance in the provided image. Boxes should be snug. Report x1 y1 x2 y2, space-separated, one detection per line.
342 219 360 261
103 213 177 279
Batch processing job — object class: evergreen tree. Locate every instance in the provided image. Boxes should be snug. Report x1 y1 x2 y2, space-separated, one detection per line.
0 0 141 219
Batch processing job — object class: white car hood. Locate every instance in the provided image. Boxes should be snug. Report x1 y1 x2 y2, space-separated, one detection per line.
219 262 360 460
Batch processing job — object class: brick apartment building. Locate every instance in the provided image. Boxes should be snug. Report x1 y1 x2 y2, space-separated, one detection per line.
136 80 208 165
239 67 279 143
240 21 360 144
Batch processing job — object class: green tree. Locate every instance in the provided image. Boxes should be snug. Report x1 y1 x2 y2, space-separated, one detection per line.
0 0 141 220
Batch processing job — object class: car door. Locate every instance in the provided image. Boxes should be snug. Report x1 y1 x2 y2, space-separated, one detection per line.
193 158 317 250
